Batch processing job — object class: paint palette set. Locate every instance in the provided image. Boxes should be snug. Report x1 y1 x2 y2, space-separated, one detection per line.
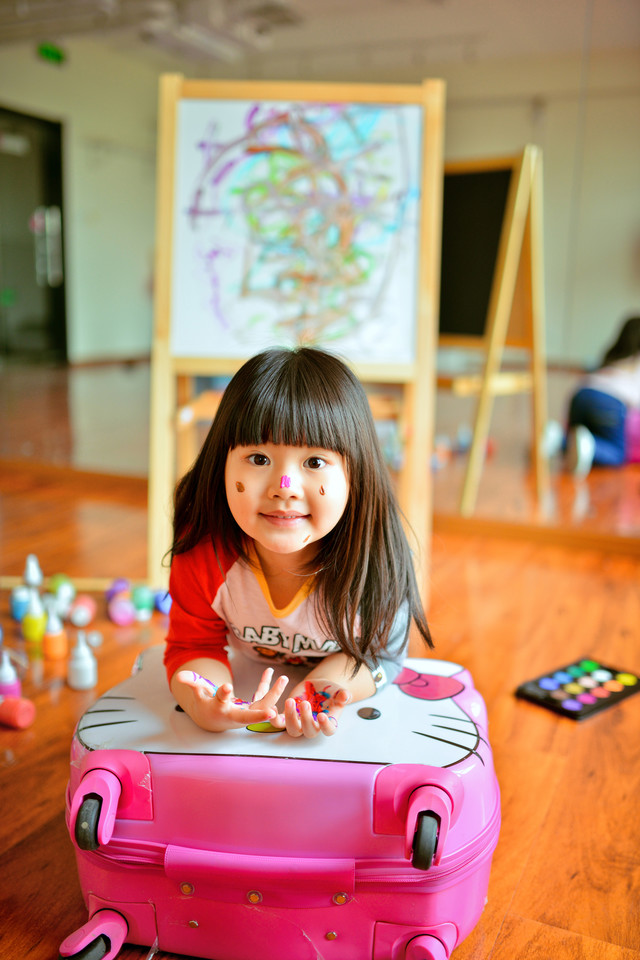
515 658 640 720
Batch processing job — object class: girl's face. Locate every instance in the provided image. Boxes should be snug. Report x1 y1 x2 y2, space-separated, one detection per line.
225 442 349 566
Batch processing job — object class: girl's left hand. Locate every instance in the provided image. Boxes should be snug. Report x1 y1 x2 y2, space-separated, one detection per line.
272 679 352 739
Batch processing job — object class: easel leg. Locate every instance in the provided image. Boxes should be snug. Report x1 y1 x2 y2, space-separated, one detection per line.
147 345 175 589
458 147 536 515
529 151 550 504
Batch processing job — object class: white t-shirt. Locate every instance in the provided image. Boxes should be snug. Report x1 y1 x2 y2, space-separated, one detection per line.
585 354 640 409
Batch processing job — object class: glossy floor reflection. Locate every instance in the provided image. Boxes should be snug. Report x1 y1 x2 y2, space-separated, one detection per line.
1 358 639 543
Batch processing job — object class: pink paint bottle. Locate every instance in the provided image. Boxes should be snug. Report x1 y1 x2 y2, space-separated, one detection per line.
0 650 21 698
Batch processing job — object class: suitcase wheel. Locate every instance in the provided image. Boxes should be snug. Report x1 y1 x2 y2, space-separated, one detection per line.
74 794 102 851
59 909 127 960
405 933 449 959
411 812 439 871
58 934 110 960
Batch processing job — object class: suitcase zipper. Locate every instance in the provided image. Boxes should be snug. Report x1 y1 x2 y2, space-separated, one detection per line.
90 802 500 885
93 837 166 866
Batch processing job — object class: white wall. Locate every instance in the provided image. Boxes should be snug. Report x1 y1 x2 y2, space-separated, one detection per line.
1 39 638 367
0 40 158 363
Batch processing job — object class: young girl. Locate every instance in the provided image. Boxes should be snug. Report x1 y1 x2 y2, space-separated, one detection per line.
564 315 640 476
164 346 432 739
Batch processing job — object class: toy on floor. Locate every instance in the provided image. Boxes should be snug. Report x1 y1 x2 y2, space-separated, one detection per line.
21 590 47 643
67 632 98 691
69 595 97 628
0 695 36 729
0 648 21 697
43 608 68 661
516 657 640 720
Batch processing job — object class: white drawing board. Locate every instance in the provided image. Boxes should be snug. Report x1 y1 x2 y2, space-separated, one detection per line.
170 98 423 365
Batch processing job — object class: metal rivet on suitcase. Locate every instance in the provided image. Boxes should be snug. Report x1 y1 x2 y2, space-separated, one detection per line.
247 890 263 904
325 932 338 940
332 892 349 905
180 882 195 895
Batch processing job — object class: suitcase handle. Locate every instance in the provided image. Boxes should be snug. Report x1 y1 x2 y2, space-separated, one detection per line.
164 844 355 909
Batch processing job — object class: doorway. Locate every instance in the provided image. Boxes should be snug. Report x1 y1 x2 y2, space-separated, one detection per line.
0 105 67 361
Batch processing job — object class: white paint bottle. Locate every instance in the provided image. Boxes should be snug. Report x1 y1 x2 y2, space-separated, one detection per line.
67 631 98 691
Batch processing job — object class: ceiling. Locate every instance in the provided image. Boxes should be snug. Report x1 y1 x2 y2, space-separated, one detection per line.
0 0 638 75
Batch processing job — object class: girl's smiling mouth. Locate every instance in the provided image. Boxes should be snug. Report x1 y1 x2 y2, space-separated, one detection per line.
260 511 309 524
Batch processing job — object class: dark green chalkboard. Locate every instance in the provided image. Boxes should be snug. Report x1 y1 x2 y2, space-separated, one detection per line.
439 167 512 338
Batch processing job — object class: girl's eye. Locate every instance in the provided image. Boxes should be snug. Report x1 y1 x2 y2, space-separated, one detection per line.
247 453 270 466
304 456 327 470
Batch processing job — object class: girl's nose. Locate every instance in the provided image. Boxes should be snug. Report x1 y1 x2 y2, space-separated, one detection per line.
270 470 301 498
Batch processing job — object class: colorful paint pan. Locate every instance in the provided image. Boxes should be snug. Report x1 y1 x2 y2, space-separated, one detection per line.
515 658 640 720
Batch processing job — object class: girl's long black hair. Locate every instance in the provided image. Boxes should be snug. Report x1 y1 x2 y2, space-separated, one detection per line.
600 315 640 367
170 347 432 671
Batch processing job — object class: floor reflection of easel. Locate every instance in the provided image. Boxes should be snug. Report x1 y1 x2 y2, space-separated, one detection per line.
438 146 549 515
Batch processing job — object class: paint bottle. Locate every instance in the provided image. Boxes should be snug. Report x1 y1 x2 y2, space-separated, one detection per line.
154 589 172 615
21 590 47 643
107 591 136 626
51 576 76 619
67 632 98 691
0 696 36 730
24 553 44 590
43 608 68 661
69 594 97 628
10 585 31 622
0 650 21 698
132 585 155 622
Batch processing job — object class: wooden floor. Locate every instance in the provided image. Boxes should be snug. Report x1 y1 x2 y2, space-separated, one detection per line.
1 361 640 960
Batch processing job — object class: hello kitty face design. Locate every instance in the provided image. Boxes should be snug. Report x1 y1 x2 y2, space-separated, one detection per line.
74 649 489 771
377 665 489 769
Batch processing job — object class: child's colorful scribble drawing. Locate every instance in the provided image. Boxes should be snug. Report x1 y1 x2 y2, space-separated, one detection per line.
170 99 423 363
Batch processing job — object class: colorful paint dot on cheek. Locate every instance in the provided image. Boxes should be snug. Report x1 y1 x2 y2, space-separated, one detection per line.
235 481 245 492
319 485 325 496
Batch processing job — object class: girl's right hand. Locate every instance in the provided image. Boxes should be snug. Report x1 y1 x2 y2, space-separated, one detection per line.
173 666 288 733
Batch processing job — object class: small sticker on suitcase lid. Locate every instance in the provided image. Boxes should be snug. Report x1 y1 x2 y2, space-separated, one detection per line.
75 645 490 771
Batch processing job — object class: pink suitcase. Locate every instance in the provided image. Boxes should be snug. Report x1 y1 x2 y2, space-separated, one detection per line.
60 646 500 960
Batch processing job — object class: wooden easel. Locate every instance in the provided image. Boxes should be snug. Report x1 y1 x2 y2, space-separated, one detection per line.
148 75 445 592
438 146 548 515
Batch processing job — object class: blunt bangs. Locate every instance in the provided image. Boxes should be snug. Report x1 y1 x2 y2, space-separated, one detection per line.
221 348 366 457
